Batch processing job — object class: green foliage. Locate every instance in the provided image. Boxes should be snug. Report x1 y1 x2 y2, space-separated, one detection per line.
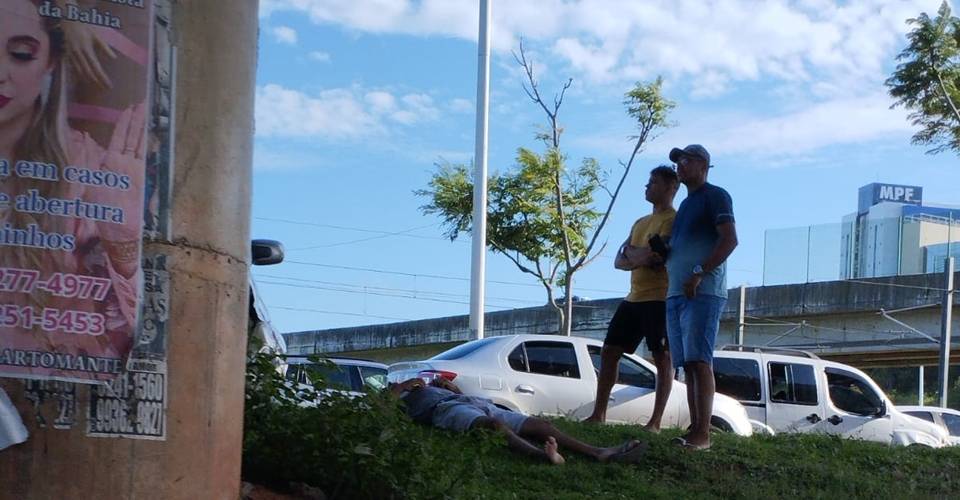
417 150 602 264
887 1 960 154
865 365 960 409
242 348 470 499
417 421 960 499
624 77 676 142
416 79 675 324
243 344 960 498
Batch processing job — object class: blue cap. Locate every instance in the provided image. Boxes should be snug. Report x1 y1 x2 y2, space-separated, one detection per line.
669 144 711 167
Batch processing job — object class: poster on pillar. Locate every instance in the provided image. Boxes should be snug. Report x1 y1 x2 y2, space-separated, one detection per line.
0 0 152 383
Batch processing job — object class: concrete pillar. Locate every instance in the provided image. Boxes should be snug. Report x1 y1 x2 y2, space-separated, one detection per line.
0 1 259 498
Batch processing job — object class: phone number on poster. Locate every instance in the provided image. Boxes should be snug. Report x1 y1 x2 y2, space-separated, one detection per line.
0 305 105 335
0 267 111 300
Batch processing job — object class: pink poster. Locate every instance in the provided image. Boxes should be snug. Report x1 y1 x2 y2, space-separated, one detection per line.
0 0 151 383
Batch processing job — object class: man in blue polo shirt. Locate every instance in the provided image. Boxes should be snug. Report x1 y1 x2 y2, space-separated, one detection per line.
665 144 738 450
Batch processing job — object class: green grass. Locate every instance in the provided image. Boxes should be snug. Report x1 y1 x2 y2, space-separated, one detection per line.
416 420 960 499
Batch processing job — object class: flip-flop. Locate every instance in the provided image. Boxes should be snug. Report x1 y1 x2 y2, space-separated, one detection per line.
609 441 649 463
670 436 688 446
606 439 638 456
681 441 711 451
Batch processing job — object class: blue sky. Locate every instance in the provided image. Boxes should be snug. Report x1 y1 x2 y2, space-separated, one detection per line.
251 0 960 334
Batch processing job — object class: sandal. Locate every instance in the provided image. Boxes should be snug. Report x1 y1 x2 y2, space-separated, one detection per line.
609 440 649 463
681 440 711 451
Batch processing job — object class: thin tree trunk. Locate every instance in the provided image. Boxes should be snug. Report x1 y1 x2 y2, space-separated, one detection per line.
563 279 574 336
935 68 960 127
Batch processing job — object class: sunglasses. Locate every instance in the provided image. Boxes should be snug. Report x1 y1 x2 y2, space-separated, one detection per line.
676 156 703 167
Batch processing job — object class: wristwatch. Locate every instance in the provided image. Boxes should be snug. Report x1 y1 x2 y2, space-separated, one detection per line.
692 264 704 276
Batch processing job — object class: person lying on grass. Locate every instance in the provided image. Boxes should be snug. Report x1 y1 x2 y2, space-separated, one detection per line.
389 376 647 465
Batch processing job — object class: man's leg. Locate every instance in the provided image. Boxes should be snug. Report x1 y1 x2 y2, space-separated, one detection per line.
682 295 724 448
471 416 564 465
666 296 694 439
643 349 674 432
585 344 623 423
517 417 641 463
683 366 697 439
684 361 714 448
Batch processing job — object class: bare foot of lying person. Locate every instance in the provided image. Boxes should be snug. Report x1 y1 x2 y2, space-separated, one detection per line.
544 436 565 465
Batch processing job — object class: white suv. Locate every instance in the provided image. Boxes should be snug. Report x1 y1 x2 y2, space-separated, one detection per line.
713 346 947 447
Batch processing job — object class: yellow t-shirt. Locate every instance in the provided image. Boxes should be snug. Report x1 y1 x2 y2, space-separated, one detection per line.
625 209 676 302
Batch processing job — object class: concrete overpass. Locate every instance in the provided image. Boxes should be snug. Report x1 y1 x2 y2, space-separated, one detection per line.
284 271 960 369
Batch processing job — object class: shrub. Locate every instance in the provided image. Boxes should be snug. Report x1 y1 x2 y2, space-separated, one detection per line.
241 348 463 499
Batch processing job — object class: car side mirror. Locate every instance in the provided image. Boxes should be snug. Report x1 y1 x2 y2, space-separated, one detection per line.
874 400 887 418
252 239 284 266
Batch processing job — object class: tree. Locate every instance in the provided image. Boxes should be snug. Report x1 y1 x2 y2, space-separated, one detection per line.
417 42 675 336
887 1 960 155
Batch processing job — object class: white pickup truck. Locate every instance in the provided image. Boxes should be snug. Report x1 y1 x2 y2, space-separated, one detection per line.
712 346 948 447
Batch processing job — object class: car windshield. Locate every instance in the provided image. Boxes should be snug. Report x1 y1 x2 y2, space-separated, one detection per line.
292 363 354 391
431 337 502 360
826 368 883 416
359 366 388 392
904 411 935 423
941 413 960 437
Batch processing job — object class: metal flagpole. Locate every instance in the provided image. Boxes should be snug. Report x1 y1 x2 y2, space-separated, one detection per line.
938 257 954 407
737 284 746 345
470 0 491 340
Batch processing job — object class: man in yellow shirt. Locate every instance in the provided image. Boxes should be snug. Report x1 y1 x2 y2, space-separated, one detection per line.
585 166 678 430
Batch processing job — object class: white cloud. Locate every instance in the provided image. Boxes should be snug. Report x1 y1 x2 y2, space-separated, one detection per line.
256 84 443 139
365 91 396 114
308 50 331 62
576 92 913 163
256 84 378 139
271 25 298 45
707 92 913 157
259 0 943 95
448 98 473 113
400 93 440 122
258 0 943 158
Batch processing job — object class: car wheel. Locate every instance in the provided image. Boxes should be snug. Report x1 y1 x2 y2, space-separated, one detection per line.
710 417 733 433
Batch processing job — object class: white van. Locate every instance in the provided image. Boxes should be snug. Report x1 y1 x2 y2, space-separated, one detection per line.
712 346 947 447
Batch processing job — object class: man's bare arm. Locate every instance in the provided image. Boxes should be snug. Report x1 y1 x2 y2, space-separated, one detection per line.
388 378 424 397
431 377 463 394
702 222 738 273
614 237 634 270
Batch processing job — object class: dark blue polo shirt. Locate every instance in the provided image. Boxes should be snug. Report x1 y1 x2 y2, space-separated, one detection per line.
666 183 735 298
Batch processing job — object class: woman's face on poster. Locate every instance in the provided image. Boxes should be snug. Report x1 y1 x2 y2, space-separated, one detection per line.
0 0 52 130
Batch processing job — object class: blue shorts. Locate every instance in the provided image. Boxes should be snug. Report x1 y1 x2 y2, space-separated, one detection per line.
432 395 528 433
666 294 726 369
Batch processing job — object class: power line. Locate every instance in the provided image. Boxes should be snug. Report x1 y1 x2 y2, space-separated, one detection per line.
256 279 518 310
258 274 544 305
281 260 624 295
255 216 452 242
270 305 412 322
288 223 439 251
842 279 950 293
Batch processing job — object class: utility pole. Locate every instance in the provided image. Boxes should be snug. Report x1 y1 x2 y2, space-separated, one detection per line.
919 365 925 406
939 257 955 408
0 2 259 497
469 0 491 340
737 284 746 345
